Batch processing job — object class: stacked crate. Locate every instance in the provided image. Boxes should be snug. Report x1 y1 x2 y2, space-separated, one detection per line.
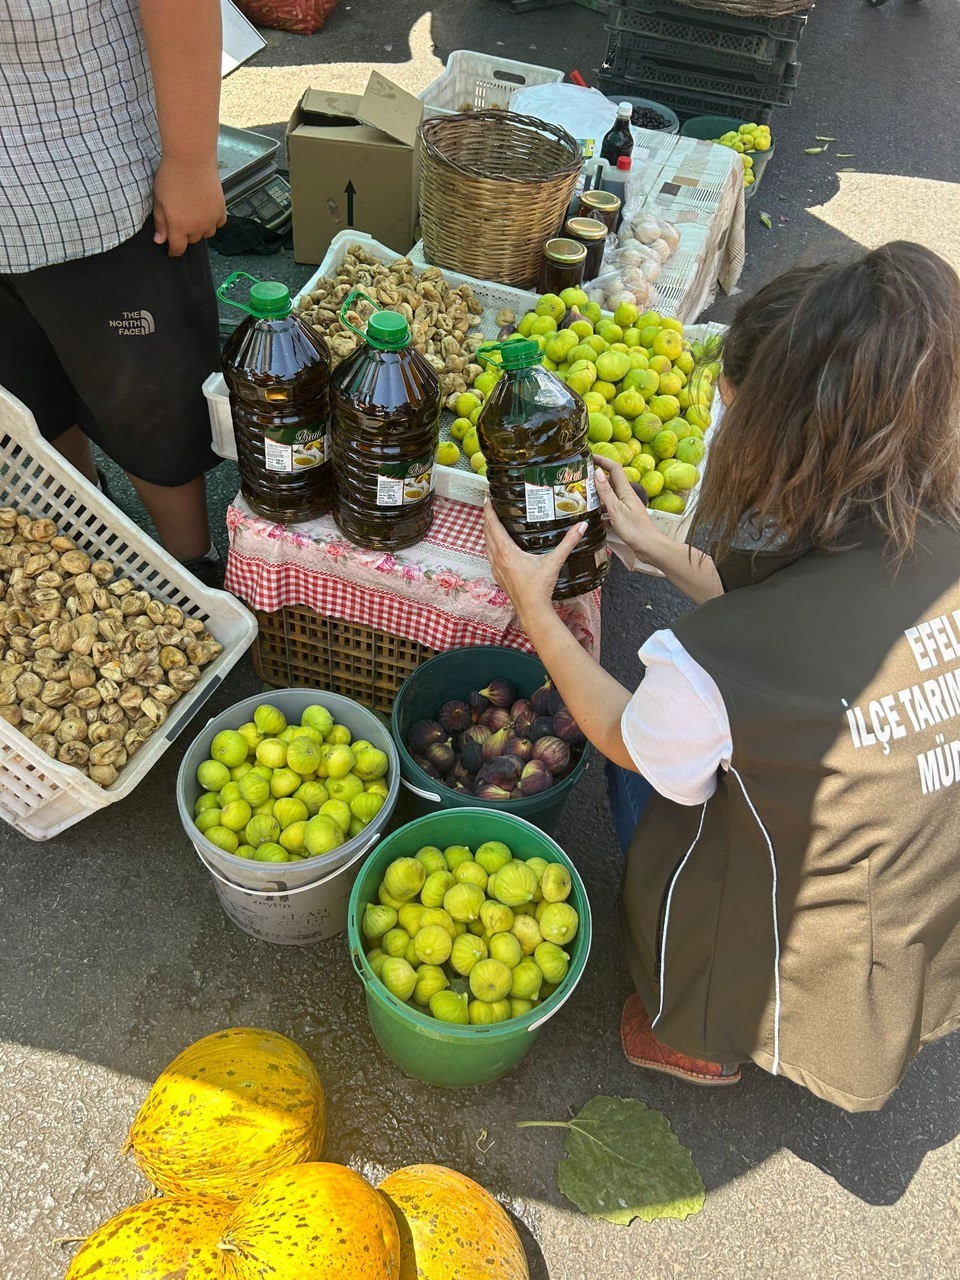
598 0 809 125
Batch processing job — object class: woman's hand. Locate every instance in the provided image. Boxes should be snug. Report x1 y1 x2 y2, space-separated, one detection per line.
594 456 668 564
153 155 227 256
484 501 586 623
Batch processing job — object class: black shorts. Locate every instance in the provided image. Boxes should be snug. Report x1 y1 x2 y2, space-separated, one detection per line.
0 218 220 487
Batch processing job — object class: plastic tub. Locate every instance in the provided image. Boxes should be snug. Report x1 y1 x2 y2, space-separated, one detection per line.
347 808 592 1087
680 114 775 198
605 93 680 135
176 688 400 945
391 646 590 834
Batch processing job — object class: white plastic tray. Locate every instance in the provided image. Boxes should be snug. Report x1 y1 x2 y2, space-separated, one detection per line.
417 50 564 120
0 390 257 840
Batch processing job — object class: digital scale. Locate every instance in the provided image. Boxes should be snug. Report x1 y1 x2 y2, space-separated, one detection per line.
218 124 292 233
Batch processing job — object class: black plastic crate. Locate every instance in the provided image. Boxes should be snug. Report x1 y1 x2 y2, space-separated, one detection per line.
608 28 799 79
602 49 798 106
596 69 775 124
608 0 808 44
607 3 803 62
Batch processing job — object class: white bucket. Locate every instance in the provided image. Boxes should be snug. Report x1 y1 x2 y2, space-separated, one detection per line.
177 688 400 946
197 836 374 945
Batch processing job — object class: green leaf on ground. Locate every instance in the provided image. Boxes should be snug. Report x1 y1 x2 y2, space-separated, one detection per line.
815 136 836 141
518 1095 705 1225
759 212 773 229
835 153 855 158
805 146 826 154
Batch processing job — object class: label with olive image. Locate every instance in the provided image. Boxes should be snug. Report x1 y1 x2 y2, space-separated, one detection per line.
263 423 328 473
375 453 436 507
523 455 598 523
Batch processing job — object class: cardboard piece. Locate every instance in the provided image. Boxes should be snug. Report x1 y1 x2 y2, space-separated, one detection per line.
286 72 422 265
220 0 265 77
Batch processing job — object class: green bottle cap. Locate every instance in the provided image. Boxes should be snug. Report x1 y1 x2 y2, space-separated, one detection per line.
366 310 410 350
498 338 543 370
248 281 291 318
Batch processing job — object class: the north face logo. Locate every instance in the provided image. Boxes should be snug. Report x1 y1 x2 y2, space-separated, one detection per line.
109 309 155 336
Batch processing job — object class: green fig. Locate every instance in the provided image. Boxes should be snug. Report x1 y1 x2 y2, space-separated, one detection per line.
415 845 448 876
539 902 579 945
414 964 448 1006
450 932 488 976
453 860 488 891
397 903 425 936
414 924 453 966
380 957 417 1002
480 900 514 935
382 927 411 958
535 941 570 985
444 882 485 923
419 907 457 940
469 999 511 1025
488 931 522 969
511 914 543 955
362 904 397 940
382 857 426 903
430 990 470 1024
421 869 456 909
492 860 540 907
540 862 572 903
469 958 513 1002
475 840 513 875
510 957 543 1001
443 844 473 871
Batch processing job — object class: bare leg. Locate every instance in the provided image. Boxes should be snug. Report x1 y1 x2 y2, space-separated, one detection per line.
127 474 211 562
50 425 98 484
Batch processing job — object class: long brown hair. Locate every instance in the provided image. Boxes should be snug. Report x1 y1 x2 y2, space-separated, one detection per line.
693 241 960 563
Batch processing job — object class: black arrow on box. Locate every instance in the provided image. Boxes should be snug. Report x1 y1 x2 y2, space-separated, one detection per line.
344 180 356 226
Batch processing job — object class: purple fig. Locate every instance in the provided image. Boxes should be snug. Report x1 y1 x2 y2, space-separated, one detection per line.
530 679 554 716
460 723 491 747
479 706 513 732
482 727 512 762
533 735 570 776
467 690 490 718
501 735 534 763
527 716 556 742
438 699 472 734
474 780 513 802
425 740 456 774
479 677 516 708
408 719 445 752
452 780 473 795
460 740 484 774
479 755 522 787
449 759 472 785
513 704 538 738
558 306 585 332
510 698 532 721
547 687 565 718
497 323 518 341
518 759 554 796
413 754 441 781
552 705 585 745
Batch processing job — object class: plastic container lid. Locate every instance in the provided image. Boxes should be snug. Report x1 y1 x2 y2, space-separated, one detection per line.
499 339 543 370
617 101 632 116
616 156 632 171
366 309 410 351
248 281 291 318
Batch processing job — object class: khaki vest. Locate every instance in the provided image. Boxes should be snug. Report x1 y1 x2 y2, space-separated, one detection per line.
622 521 960 1110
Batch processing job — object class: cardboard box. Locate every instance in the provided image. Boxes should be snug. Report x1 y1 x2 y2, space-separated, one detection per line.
287 71 422 265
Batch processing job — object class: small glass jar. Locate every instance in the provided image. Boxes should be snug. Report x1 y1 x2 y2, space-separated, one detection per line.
563 217 607 282
577 189 621 235
538 238 587 295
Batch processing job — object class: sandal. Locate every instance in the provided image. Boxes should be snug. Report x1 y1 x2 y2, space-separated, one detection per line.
621 993 741 1086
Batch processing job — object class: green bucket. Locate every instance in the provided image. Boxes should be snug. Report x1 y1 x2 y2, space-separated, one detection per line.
680 114 775 200
391 646 590 834
347 808 592 1088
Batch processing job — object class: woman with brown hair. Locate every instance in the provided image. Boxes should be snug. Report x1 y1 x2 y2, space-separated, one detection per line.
484 241 960 1111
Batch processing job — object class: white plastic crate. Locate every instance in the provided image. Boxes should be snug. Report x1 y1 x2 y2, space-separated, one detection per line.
0 390 257 840
418 50 564 120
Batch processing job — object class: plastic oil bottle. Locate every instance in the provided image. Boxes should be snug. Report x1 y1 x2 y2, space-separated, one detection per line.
477 339 608 598
330 291 441 550
219 272 333 524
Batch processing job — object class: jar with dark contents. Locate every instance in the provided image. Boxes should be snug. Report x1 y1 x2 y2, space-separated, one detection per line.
538 238 586 295
563 217 607 282
577 189 621 235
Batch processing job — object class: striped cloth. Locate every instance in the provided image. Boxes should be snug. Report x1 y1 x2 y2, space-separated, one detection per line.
0 0 161 273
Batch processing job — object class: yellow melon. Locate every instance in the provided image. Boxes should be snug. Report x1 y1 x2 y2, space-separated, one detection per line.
126 1027 324 1199
218 1162 400 1280
65 1195 232 1280
379 1164 529 1280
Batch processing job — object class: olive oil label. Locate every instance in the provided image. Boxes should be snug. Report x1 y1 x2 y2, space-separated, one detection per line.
375 453 436 507
523 456 598 523
263 423 328 473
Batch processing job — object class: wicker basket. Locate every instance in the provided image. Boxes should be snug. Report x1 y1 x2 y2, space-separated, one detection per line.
253 605 434 715
418 111 582 289
673 0 810 14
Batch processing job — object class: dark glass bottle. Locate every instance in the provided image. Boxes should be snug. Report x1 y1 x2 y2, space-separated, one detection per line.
600 102 634 168
478 340 608 600
330 306 441 551
220 276 332 524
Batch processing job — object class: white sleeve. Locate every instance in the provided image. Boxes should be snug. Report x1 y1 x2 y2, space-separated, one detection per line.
620 629 733 806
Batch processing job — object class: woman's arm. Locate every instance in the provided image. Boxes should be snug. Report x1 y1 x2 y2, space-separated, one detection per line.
139 0 226 256
594 459 724 606
484 505 637 769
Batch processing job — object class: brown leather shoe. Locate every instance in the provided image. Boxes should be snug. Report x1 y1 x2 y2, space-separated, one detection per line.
621 993 741 1086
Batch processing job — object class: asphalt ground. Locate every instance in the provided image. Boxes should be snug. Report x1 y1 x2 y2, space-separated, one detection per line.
3 3 960 1278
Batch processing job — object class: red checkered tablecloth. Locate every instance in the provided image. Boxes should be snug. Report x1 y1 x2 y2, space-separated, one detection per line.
225 495 601 657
